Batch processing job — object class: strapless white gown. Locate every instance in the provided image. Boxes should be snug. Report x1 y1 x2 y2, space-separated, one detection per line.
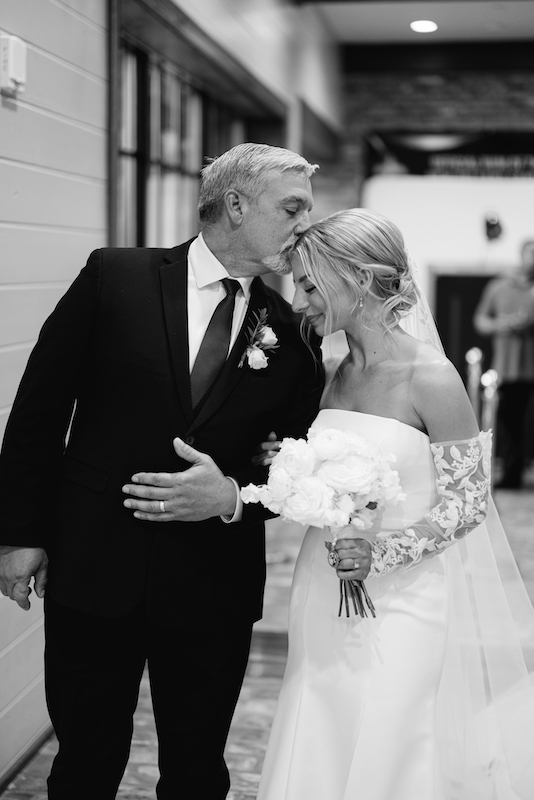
257 409 534 800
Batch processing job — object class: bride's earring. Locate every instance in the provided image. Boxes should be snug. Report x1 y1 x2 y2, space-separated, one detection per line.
358 295 364 309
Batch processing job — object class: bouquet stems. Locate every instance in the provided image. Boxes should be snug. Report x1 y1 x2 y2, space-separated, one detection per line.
339 579 376 619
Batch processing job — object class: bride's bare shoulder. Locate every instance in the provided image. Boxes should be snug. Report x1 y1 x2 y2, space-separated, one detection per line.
409 342 479 439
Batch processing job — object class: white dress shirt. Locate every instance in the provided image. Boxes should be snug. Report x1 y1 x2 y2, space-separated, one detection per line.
187 233 253 370
187 234 254 522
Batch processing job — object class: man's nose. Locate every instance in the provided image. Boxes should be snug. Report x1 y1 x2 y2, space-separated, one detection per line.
294 210 311 234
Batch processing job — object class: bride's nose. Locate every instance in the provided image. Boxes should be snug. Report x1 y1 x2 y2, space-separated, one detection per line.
292 286 308 314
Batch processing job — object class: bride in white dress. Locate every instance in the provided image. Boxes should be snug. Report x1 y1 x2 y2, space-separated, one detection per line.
256 209 534 800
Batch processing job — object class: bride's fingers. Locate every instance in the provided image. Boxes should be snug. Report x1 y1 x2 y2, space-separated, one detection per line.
338 557 360 570
251 450 278 466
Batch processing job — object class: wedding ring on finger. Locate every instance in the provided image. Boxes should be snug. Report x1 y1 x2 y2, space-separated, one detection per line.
327 550 340 569
160 500 165 513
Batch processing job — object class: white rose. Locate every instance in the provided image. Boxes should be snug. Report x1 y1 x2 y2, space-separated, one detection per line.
283 476 334 526
273 438 316 478
337 493 356 516
351 505 377 530
258 325 277 346
266 466 292 503
317 453 379 495
379 463 405 503
247 346 269 370
240 484 262 504
325 508 352 529
257 485 283 514
344 431 379 457
308 427 350 461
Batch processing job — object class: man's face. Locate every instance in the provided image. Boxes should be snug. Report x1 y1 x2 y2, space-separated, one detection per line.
239 169 314 275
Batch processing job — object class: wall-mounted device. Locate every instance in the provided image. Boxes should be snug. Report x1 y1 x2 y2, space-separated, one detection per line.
1 34 27 97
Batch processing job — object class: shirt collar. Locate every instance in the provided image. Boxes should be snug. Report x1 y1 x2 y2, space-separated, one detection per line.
189 233 253 300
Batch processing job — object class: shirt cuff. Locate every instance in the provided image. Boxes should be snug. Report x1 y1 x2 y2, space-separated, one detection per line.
220 476 243 523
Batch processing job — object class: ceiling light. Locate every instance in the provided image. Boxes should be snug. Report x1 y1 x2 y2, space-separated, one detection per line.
410 20 438 34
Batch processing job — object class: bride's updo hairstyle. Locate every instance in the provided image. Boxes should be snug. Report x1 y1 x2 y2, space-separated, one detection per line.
292 208 418 336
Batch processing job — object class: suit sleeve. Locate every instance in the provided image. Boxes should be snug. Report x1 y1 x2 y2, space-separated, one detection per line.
0 251 102 547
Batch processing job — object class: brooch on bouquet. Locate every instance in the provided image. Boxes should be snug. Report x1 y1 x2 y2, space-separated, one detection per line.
241 424 405 618
238 308 278 370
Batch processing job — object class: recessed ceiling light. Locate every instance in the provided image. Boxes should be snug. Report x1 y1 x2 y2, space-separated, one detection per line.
410 20 438 33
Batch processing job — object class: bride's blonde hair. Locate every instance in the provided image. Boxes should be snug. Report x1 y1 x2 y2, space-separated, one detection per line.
292 208 418 337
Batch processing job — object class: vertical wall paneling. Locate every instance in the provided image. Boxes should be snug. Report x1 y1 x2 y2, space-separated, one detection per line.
0 0 109 784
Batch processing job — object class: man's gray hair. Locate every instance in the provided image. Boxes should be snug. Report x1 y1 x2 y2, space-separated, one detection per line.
198 142 318 224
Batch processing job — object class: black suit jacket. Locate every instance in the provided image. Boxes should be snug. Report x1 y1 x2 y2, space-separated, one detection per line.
0 241 324 627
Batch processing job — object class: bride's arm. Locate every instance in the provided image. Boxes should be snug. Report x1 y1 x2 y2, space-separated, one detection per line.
370 356 490 576
369 431 491 576
336 354 489 580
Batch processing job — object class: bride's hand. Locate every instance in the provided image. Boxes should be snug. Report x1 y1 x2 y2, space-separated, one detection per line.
334 537 372 581
251 431 281 467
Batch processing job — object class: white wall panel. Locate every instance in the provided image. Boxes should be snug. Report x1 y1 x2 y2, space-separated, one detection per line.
0 162 105 230
0 674 50 785
0 346 33 408
0 411 8 444
0 0 108 781
58 0 107 27
0 287 66 347
1 105 106 180
0 600 44 657
24 48 106 128
0 0 107 78
0 619 46 706
0 227 99 284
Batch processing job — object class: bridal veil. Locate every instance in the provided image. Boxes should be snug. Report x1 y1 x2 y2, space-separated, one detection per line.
401 259 534 798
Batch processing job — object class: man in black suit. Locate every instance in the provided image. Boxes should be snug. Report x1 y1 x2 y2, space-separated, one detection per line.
0 143 323 799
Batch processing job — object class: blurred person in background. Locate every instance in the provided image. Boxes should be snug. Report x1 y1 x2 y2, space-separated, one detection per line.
0 143 323 800
474 239 534 488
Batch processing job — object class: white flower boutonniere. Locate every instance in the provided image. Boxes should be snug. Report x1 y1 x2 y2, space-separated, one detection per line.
238 309 279 370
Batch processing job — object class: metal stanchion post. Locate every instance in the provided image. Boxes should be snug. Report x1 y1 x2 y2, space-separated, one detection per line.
480 368 499 489
465 347 484 424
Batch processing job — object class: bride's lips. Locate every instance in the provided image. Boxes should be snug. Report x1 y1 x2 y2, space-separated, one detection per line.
306 314 323 327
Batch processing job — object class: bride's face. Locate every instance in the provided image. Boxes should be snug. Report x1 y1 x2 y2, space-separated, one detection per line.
291 253 351 336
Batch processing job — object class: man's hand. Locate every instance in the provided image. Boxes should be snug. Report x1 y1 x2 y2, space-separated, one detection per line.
0 546 48 611
122 437 237 522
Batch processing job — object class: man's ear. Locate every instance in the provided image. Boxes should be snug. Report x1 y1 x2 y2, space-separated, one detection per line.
224 189 245 226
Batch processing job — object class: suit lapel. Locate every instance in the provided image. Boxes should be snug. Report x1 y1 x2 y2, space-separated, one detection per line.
160 240 195 426
188 277 270 433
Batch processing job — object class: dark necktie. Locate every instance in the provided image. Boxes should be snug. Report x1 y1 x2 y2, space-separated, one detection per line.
190 278 241 409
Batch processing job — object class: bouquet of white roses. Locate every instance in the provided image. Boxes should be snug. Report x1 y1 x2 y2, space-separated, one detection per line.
241 424 405 618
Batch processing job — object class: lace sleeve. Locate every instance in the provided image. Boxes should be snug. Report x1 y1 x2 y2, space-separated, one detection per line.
369 431 492 576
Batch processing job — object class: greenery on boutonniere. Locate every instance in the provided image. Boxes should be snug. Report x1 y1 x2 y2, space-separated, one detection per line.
238 308 279 369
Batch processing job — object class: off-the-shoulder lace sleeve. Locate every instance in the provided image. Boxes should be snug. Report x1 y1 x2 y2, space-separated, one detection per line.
369 431 492 577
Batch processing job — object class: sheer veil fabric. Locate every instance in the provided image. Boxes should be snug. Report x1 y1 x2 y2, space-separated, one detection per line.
401 260 534 797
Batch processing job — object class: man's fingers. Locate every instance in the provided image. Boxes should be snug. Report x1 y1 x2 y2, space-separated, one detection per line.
129 471 174 488
122 483 170 499
12 580 31 611
34 564 48 599
172 437 210 466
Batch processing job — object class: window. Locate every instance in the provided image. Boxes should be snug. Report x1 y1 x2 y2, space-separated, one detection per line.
116 45 247 248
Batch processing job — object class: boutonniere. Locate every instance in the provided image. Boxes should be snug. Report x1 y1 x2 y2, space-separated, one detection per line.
238 308 279 370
